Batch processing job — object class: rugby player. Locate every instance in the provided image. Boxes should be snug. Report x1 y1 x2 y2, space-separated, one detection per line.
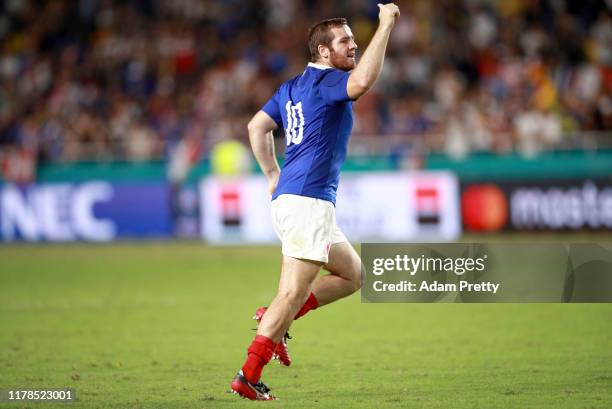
231 3 400 400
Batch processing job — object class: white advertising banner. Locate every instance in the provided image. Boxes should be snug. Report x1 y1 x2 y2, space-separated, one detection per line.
200 171 461 244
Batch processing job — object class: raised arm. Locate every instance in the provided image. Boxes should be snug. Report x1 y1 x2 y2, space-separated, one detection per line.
347 3 400 99
247 110 281 196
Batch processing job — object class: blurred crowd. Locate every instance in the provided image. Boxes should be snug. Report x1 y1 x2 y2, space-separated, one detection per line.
0 0 611 181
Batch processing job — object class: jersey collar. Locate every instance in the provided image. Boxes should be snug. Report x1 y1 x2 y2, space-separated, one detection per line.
307 62 331 70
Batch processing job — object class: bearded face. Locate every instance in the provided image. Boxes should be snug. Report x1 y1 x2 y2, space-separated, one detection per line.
324 25 357 71
329 47 356 71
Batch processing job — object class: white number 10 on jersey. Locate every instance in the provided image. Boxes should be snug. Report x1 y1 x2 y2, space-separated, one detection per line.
285 101 304 146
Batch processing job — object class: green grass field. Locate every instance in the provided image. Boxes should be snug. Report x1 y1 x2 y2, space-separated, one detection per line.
0 242 611 408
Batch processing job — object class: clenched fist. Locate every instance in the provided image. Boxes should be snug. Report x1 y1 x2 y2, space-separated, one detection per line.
377 3 400 26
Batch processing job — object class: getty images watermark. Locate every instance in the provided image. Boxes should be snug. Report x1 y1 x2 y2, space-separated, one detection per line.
361 243 612 303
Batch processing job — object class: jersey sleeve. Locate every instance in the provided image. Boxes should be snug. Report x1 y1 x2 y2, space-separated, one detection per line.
318 70 351 103
262 89 283 126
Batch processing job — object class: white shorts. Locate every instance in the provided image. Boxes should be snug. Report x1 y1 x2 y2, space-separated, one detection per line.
271 194 348 263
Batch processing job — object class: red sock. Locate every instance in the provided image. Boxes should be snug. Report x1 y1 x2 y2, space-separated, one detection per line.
294 292 319 320
241 335 276 383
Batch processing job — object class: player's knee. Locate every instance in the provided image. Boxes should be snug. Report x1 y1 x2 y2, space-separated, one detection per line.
277 288 309 307
348 269 362 293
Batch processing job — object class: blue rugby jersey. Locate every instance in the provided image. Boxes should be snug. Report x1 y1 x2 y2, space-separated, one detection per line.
262 62 354 205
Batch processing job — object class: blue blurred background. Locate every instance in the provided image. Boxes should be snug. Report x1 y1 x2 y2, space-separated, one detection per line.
0 0 610 242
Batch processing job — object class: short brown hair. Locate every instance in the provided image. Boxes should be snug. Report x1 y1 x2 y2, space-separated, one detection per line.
307 18 348 62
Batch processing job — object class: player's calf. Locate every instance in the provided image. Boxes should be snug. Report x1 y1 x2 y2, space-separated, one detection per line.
254 307 292 366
